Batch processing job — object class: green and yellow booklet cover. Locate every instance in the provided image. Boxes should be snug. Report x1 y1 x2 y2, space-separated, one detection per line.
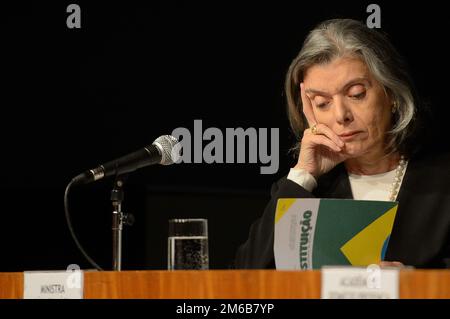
274 198 398 270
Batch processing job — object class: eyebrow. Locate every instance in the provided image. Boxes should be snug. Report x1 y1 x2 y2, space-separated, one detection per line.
305 77 371 97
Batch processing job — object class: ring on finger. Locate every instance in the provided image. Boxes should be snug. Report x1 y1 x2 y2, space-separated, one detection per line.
311 124 319 135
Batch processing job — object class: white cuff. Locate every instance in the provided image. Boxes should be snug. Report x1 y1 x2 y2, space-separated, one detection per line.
287 168 318 192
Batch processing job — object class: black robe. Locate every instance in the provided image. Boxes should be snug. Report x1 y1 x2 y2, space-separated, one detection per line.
235 151 450 269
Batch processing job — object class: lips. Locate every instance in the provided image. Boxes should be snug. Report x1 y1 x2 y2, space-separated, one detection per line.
339 131 361 137
338 131 362 140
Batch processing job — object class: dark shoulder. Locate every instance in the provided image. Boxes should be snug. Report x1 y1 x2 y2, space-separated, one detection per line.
409 150 450 174
405 150 450 194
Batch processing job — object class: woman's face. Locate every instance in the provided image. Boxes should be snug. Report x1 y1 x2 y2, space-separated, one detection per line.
303 56 393 158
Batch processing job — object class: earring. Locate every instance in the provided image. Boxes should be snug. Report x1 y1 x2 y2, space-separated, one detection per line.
392 101 398 114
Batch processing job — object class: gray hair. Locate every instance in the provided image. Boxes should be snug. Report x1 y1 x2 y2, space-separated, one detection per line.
285 19 417 156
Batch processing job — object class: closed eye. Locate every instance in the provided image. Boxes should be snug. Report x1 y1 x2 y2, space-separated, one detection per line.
350 91 366 99
316 101 330 108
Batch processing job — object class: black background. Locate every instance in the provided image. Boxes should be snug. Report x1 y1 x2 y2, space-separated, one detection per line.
2 1 449 272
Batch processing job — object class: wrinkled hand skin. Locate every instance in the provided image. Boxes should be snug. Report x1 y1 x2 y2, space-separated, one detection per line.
379 261 404 268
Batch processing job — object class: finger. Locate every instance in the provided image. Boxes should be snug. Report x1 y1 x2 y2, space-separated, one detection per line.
391 261 404 267
379 261 404 267
306 134 342 152
313 124 345 148
300 83 317 127
304 126 343 149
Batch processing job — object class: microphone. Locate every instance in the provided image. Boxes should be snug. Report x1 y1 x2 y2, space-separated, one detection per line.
71 135 179 185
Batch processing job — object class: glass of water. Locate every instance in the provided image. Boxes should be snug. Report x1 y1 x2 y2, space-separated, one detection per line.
168 218 209 270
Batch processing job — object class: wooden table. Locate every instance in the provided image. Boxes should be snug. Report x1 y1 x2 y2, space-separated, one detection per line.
1 270 449 298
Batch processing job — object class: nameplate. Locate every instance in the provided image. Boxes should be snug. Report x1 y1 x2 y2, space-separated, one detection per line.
321 266 399 299
24 269 84 299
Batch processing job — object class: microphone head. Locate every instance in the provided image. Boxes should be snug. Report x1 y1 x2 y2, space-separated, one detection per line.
152 135 180 165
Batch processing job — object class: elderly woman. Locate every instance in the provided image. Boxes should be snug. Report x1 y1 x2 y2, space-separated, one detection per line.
235 19 450 269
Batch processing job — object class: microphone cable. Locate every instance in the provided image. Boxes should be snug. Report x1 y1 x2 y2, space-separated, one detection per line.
64 179 103 271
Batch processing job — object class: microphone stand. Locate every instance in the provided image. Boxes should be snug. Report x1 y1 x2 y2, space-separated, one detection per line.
111 174 134 271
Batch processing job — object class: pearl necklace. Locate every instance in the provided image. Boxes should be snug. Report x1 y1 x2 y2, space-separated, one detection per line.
388 155 407 201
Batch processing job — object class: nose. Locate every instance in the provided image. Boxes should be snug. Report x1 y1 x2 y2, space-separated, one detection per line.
334 97 354 125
